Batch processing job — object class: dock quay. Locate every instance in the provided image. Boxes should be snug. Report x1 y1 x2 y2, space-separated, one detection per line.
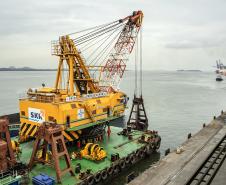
129 112 226 185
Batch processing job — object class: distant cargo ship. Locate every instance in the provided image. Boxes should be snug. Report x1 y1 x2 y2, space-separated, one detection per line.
216 75 223 81
177 70 202 72
215 60 226 76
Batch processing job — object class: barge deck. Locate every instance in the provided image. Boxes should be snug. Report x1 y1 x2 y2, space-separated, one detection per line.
14 126 159 185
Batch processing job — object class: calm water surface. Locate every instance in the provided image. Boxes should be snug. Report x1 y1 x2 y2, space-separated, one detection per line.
0 71 225 184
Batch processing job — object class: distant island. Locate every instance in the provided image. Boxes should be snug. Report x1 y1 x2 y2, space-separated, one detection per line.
0 66 56 71
177 70 202 72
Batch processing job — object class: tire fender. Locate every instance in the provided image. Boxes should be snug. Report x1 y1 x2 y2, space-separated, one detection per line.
119 158 126 169
94 172 101 183
130 153 136 164
87 176 94 185
101 169 108 180
125 155 130 164
107 166 114 176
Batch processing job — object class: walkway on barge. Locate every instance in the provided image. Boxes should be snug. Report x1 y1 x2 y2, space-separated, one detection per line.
129 112 226 185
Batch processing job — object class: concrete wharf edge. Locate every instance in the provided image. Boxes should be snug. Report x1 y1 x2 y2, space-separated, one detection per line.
129 114 226 185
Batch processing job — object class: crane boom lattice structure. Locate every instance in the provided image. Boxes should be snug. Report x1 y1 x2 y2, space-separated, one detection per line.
100 11 143 91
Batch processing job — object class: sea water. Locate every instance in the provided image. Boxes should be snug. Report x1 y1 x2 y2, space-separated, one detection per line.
0 70 225 184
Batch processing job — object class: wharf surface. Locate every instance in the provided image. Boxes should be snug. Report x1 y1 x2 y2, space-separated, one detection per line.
129 113 226 185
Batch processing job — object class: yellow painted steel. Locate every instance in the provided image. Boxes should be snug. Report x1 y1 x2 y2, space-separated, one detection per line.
20 124 29 136
37 150 51 162
30 126 38 137
80 143 107 161
11 141 20 154
25 124 33 137
70 131 79 140
62 131 73 142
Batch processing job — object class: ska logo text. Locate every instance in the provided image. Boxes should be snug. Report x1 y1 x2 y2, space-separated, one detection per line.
28 108 45 123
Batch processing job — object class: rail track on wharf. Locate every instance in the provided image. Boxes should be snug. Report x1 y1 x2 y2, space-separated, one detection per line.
186 134 226 185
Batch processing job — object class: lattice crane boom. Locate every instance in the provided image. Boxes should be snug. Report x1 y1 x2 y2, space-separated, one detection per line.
99 10 143 92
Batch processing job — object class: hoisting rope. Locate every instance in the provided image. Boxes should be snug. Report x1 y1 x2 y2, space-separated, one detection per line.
140 27 143 95
91 28 124 67
85 24 124 63
73 22 122 45
62 20 126 73
66 20 119 36
134 26 143 96
75 23 123 46
134 35 138 96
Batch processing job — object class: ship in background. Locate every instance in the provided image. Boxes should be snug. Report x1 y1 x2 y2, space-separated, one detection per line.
215 59 226 76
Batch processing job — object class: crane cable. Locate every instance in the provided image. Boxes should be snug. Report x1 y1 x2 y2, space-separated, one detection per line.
134 35 138 96
92 28 124 78
134 27 143 96
73 22 121 44
75 23 124 46
140 27 143 95
80 28 117 52
89 27 123 67
85 24 123 63
66 20 119 36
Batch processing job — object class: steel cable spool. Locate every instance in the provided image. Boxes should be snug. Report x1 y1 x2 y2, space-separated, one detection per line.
87 175 95 185
101 169 108 180
119 158 126 169
94 172 102 183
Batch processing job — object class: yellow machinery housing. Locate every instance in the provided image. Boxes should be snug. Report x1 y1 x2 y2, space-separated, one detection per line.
19 88 126 141
80 143 107 161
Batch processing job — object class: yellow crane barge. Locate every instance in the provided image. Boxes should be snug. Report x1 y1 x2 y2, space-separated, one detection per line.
0 11 162 185
19 11 143 142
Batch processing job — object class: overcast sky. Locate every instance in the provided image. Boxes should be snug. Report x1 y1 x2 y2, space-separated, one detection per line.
0 0 226 71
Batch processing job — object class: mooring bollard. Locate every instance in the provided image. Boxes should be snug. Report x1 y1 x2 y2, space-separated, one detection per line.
165 148 170 156
188 133 192 139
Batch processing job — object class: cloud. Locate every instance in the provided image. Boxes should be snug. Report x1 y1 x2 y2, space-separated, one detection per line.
0 0 226 70
166 40 203 49
165 38 226 49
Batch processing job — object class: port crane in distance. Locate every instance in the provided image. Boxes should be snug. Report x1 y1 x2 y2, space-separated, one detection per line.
19 11 143 143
